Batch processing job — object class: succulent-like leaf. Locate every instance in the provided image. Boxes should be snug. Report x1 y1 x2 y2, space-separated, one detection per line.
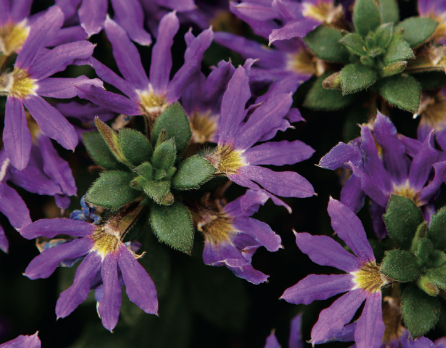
119 128 153 167
383 38 414 64
396 17 438 48
353 0 382 37
152 138 176 171
380 249 421 282
340 64 377 95
172 156 216 190
304 75 356 110
94 117 127 164
303 26 350 63
377 0 399 25
378 74 421 113
427 207 446 251
339 33 367 56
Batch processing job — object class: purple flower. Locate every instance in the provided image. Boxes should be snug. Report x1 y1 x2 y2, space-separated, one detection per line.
77 12 213 123
418 0 446 44
264 314 303 348
196 190 281 284
319 112 446 238
214 32 315 98
0 6 101 170
19 214 158 332
55 0 152 45
281 198 387 348
205 64 315 211
0 332 40 348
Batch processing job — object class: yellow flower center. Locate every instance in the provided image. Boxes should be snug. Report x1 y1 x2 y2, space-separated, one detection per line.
286 49 317 76
189 110 218 144
210 10 243 34
91 228 121 259
301 1 343 23
418 93 446 131
352 262 386 293
197 208 236 244
0 20 30 57
207 144 246 175
138 86 169 121
0 68 37 99
392 181 422 207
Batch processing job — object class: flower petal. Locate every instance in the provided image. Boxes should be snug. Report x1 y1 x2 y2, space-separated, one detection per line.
328 198 375 263
264 332 280 348
233 217 281 252
0 183 32 229
281 273 355 305
289 314 304 348
355 291 384 348
56 251 102 318
0 225 8 254
419 161 446 203
319 142 363 170
78 0 107 37
37 76 103 99
19 218 95 239
117 244 158 315
269 18 320 45
244 140 314 166
0 332 41 348
112 0 152 45
408 131 438 191
340 175 366 213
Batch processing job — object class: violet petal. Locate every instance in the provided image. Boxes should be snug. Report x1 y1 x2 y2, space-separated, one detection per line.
19 218 95 239
355 291 384 348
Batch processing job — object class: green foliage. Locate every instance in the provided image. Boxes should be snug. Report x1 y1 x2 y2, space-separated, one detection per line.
94 117 127 164
303 26 349 63
150 201 194 254
353 0 382 37
82 131 127 171
383 37 414 64
380 61 407 78
396 17 438 48
380 249 421 282
377 0 399 25
172 156 216 190
417 275 439 296
378 74 421 113
152 138 176 171
401 284 440 338
415 237 434 265
119 128 153 167
374 23 393 49
86 171 139 210
151 102 192 155
339 34 367 56
144 181 173 206
383 195 423 249
134 162 153 180
427 263 446 292
427 207 446 250
340 64 377 95
304 75 356 110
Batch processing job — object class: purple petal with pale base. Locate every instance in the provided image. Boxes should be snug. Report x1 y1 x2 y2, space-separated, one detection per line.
37 76 103 99
289 314 303 348
149 12 179 95
56 251 102 318
328 198 375 262
355 291 384 348
0 225 8 253
244 140 315 166
15 6 64 70
24 237 94 279
311 289 367 345
264 332 280 348
19 218 95 239
78 0 107 37
23 96 78 150
0 332 41 348
4 97 31 170
166 27 214 103
409 131 438 191
340 175 366 213
55 194 71 210
29 41 95 80
269 18 320 45
373 113 409 183
295 232 361 272
118 244 158 314
98 254 122 332
218 67 251 146
112 0 152 45
319 142 362 170
281 273 354 305
233 217 281 252
234 165 315 198
104 18 149 91
75 85 141 115
0 183 32 229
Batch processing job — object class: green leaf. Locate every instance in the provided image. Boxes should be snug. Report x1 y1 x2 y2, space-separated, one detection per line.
416 237 434 265
353 0 382 36
340 64 377 95
134 162 153 180
427 263 446 292
417 275 439 296
304 75 356 110
375 23 393 49
172 156 216 190
322 71 342 90
380 61 407 78
427 207 446 250
94 117 127 164
383 38 414 64
339 33 367 56
303 26 349 63
150 201 194 254
380 249 421 282
151 102 192 155
377 0 399 25
378 74 421 113
119 128 153 167
396 17 438 48
82 131 128 171
86 171 139 210
428 251 446 269
401 284 440 338
411 221 428 253
143 180 173 205
152 138 176 171
383 195 423 249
